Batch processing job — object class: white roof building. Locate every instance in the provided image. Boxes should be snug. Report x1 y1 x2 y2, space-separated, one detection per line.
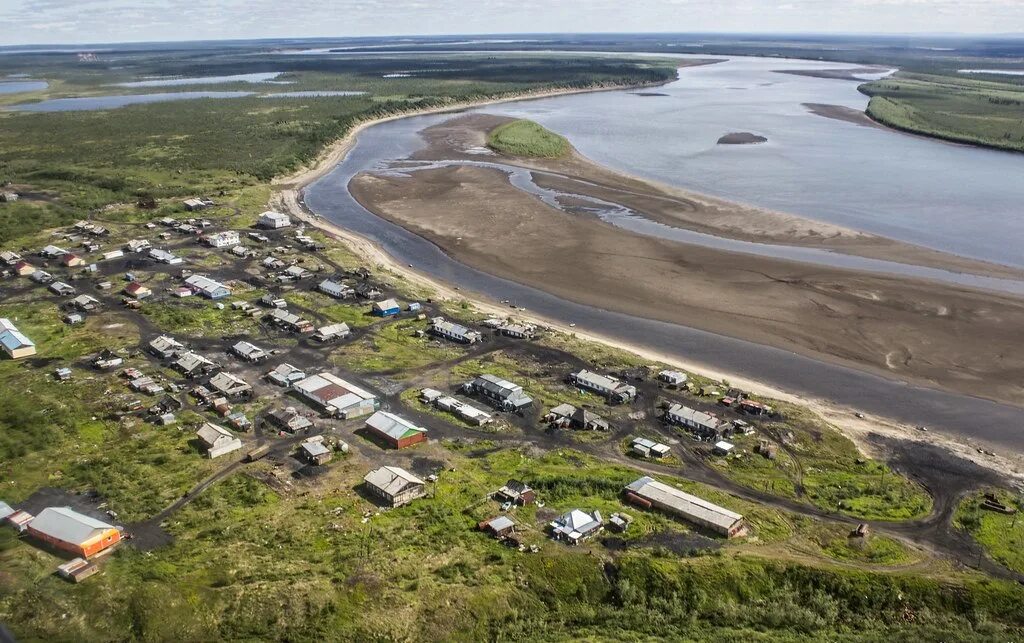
294 373 377 419
624 476 746 538
0 318 36 359
549 509 603 544
363 466 426 507
258 211 292 229
196 423 243 459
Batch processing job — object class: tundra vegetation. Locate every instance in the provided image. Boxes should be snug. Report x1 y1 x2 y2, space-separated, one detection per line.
0 45 1022 641
486 119 572 158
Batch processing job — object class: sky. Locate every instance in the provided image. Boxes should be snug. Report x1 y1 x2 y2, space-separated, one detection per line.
1 0 1022 46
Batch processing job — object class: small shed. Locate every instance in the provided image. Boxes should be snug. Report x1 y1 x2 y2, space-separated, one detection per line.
479 515 516 539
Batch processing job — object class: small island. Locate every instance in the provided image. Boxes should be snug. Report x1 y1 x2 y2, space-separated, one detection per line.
717 132 768 145
487 118 571 158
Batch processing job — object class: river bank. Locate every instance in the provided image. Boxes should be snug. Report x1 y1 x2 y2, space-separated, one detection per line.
271 100 1024 481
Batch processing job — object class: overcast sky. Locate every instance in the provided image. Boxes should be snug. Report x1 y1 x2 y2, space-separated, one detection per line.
1 0 1021 46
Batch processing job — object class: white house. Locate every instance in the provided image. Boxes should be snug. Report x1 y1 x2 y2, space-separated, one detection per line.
195 423 242 459
204 231 241 249
258 211 291 229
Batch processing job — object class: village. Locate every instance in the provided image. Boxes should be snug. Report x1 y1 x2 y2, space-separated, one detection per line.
0 193 985 592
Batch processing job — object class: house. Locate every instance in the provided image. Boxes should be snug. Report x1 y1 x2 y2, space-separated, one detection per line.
258 210 291 229
281 265 309 281
372 298 400 317
544 403 577 426
185 274 231 299
608 512 633 533
14 260 35 276
148 335 184 359
300 440 332 465
61 253 85 268
462 374 533 411
355 283 381 299
293 372 378 419
125 239 151 253
204 231 241 248
123 282 152 299
183 197 214 211
259 293 287 308
63 313 84 325
101 250 124 261
266 308 314 333
499 323 535 339
209 372 253 400
568 370 636 404
90 350 123 370
432 394 492 426
71 294 100 311
658 370 688 386
549 509 603 545
27 507 121 558
0 251 21 265
479 515 516 539
570 408 609 431
624 476 747 538
49 281 76 296
429 318 482 344
231 340 269 363
317 278 353 299
632 437 671 458
739 399 774 416
362 466 426 507
195 422 243 459
665 404 728 440
40 244 67 258
713 441 735 456
312 322 351 343
30 269 53 284
57 558 100 583
266 363 306 387
148 248 182 265
364 411 427 449
173 351 215 378
266 406 313 433
0 319 36 359
495 480 536 506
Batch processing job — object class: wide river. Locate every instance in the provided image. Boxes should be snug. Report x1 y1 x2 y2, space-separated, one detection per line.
305 55 1024 450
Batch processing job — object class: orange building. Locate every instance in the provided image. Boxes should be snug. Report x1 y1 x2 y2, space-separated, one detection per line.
27 507 121 558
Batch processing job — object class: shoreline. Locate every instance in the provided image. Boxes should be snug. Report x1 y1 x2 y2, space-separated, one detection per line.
270 90 1024 482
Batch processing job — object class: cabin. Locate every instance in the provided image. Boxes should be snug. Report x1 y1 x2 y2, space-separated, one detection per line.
266 363 306 387
713 441 735 456
71 294 100 311
40 244 67 259
431 394 492 426
495 479 536 506
364 411 428 449
209 372 253 400
624 476 746 538
148 248 182 265
61 253 85 268
479 515 516 539
568 369 636 404
185 274 231 299
148 335 184 359
123 282 152 299
549 509 603 545
230 340 268 363
499 323 535 339
125 239 151 253
658 370 688 386
632 437 671 458
173 351 216 378
14 260 35 276
195 422 242 459
300 440 333 465
0 319 36 359
570 408 609 431
266 308 315 333
317 279 353 299
372 298 401 317
312 322 351 343
363 466 426 507
429 317 483 344
183 197 214 211
293 372 378 418
544 403 577 427
27 507 121 558
462 374 533 411
0 251 20 265
267 406 313 433
49 281 76 296
258 211 291 229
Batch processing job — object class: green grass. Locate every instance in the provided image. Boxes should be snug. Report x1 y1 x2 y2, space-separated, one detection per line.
861 72 1024 152
487 119 571 158
331 317 465 373
955 489 1024 574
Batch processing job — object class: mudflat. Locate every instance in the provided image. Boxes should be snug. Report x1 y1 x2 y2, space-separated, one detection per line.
350 114 1024 406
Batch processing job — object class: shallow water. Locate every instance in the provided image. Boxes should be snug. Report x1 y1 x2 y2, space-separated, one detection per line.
0 80 47 94
8 91 254 112
114 72 285 87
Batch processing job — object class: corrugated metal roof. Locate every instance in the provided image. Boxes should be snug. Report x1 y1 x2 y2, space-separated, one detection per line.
366 411 425 441
625 476 742 531
29 507 115 545
364 466 425 496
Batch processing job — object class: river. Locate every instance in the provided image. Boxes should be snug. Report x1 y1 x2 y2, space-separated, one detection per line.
304 55 1024 451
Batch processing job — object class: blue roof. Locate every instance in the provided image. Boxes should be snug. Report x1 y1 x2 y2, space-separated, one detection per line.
0 329 34 351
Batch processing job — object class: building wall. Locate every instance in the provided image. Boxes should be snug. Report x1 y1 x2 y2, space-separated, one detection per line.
395 432 427 449
5 346 36 359
27 527 121 558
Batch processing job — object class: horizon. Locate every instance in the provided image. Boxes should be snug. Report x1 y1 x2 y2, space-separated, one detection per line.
3 0 1024 47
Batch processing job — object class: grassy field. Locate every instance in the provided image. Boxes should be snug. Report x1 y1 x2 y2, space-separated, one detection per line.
861 72 1024 152
955 490 1024 574
487 119 572 158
